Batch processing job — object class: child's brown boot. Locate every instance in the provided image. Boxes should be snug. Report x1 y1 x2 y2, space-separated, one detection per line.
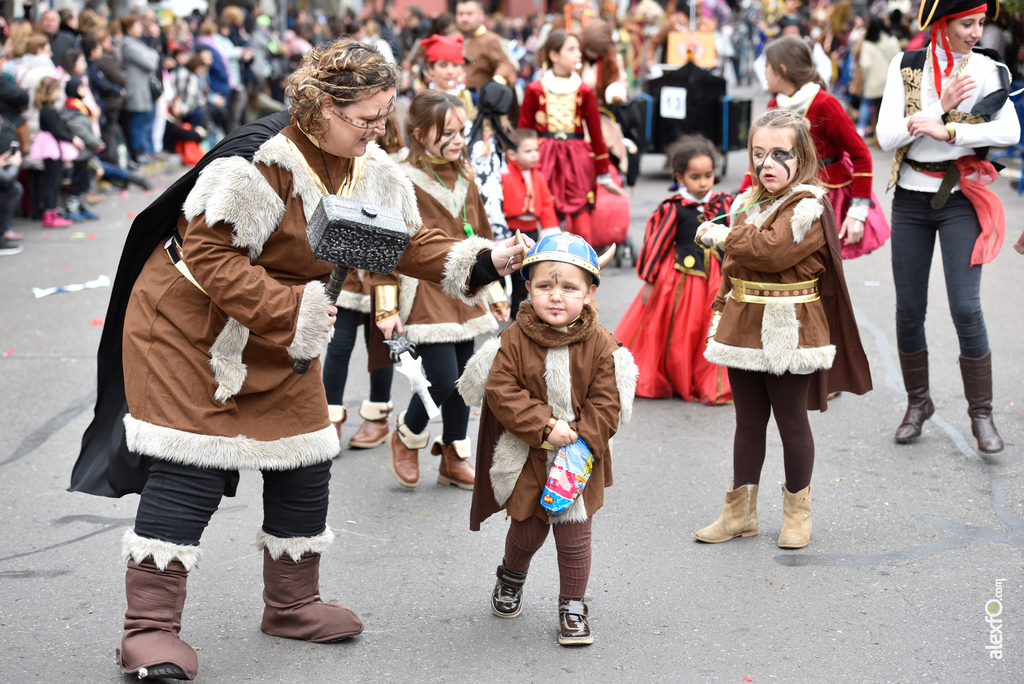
389 411 427 487
558 598 592 645
693 482 759 543
434 437 475 489
348 400 393 449
491 563 527 618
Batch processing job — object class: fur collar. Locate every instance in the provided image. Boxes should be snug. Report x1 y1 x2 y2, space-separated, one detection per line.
401 163 471 219
516 301 598 348
741 183 825 230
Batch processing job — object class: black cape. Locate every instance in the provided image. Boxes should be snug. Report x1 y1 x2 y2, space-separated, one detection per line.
69 111 292 498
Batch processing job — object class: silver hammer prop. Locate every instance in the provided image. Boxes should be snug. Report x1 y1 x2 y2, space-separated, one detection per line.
385 331 441 419
294 195 410 375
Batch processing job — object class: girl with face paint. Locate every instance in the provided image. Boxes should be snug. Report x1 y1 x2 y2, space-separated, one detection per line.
876 0 1017 455
741 35 891 260
385 89 510 491
693 109 872 551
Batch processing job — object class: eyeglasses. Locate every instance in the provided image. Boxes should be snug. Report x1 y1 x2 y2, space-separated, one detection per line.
328 107 389 134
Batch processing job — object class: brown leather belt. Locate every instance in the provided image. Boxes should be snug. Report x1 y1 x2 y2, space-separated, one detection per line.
907 159 951 173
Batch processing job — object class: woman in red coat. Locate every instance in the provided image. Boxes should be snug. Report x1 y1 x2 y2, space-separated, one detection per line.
518 30 624 242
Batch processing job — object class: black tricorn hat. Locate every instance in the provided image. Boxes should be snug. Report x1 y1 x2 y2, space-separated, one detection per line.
918 0 999 30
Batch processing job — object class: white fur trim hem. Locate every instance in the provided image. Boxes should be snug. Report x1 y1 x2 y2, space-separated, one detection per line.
441 236 494 306
256 527 335 563
287 281 333 360
122 529 202 572
124 414 341 471
397 411 430 449
457 336 502 406
335 290 371 313
405 312 498 345
612 347 638 424
704 338 836 374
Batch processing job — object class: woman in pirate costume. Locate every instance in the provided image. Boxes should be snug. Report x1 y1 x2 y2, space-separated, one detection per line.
876 0 1019 454
73 39 528 680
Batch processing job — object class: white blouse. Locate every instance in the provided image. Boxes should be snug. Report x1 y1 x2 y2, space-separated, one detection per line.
876 49 1019 192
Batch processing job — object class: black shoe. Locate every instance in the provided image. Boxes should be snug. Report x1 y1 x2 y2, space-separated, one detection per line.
0 238 22 255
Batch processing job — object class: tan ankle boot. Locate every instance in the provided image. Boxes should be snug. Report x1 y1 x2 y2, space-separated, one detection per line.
694 482 758 543
778 484 812 549
433 437 475 490
348 400 392 449
389 411 427 487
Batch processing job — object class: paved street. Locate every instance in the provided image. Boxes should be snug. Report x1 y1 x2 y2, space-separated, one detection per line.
1 126 1023 682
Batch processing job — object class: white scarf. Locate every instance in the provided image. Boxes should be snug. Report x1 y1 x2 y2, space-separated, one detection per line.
775 82 820 116
541 69 582 95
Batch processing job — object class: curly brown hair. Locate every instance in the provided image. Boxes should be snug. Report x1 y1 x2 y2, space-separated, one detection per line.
286 38 400 141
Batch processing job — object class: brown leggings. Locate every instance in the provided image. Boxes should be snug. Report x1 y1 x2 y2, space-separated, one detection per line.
503 515 592 599
729 367 815 493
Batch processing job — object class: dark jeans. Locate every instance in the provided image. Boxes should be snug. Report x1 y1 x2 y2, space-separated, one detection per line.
322 307 393 405
890 188 989 358
0 178 23 227
134 458 332 546
404 339 475 444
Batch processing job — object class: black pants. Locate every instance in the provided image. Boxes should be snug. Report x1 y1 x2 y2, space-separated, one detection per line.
0 178 23 227
41 159 62 210
729 368 815 493
69 159 90 196
322 306 393 405
133 458 332 546
403 339 475 444
890 188 989 358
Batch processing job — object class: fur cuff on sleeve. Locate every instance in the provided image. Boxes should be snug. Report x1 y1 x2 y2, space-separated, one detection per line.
442 235 495 306
256 527 335 563
122 529 202 572
286 281 333 360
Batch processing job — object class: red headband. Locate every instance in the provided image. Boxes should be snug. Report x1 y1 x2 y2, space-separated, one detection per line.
929 4 986 97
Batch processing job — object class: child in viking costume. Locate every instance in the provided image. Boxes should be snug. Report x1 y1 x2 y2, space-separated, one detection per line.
693 110 871 550
385 89 510 491
459 233 638 646
876 0 1018 454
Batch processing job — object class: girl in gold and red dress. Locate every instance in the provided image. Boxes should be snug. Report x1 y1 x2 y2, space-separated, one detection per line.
615 135 732 404
518 29 625 243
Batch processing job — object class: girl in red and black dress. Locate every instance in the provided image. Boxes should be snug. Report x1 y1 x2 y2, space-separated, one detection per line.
614 135 732 404
518 30 624 243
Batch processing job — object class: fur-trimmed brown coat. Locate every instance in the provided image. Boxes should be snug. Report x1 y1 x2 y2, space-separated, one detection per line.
122 126 492 473
701 183 872 410
459 302 637 529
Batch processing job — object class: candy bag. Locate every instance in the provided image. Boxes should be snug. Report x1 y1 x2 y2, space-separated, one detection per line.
541 438 594 515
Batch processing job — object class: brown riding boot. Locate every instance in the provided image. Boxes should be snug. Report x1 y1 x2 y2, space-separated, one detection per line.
434 437 475 490
895 349 934 443
693 482 759 543
960 352 1004 454
118 558 199 681
389 411 427 487
778 484 812 549
259 533 363 643
348 400 393 449
328 405 346 453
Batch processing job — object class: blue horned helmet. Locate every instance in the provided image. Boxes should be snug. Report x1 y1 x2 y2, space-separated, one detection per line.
521 233 601 286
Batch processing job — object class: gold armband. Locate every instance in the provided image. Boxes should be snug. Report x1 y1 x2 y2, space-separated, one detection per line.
706 310 721 344
485 280 508 306
374 284 399 323
493 75 508 86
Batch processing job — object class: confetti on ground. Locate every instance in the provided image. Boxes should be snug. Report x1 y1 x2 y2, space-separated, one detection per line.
41 233 49 239
87 233 97 240
61 263 69 268
91 318 104 326
119 191 130 198
4 349 12 357
32 274 111 298
72 231 87 239
127 213 137 219
743 678 754 683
